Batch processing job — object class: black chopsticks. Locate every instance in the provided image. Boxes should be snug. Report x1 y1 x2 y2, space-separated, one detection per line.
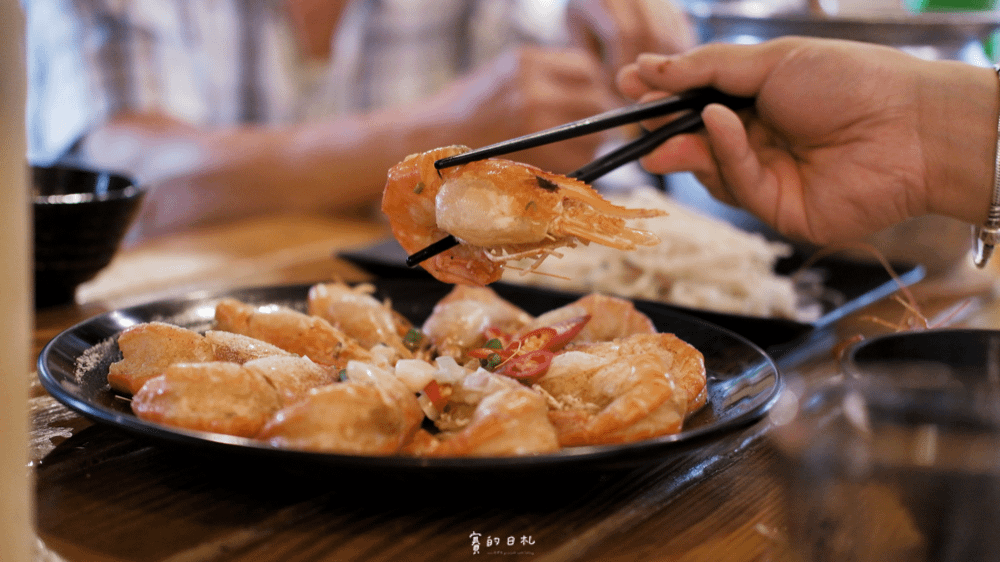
434 87 753 171
405 88 754 268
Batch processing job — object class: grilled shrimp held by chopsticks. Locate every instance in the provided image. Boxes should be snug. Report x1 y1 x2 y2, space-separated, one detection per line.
382 146 667 286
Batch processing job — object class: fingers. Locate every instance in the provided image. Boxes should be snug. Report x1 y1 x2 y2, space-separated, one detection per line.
522 47 620 125
566 1 615 71
698 103 765 209
617 61 654 100
638 132 712 176
635 0 696 55
618 38 804 103
616 39 803 221
502 46 620 172
636 103 767 213
533 47 612 97
566 0 696 76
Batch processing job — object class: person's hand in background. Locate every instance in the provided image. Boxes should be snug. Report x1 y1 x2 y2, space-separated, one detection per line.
567 0 696 77
424 45 619 173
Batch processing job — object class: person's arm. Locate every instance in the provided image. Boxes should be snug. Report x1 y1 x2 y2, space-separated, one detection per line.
616 37 999 245
915 59 998 229
80 44 619 238
80 106 438 236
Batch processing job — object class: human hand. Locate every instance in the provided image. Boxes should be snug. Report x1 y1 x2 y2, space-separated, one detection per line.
617 36 999 245
565 0 695 75
425 45 620 173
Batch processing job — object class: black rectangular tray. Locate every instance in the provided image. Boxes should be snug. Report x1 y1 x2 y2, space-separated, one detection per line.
339 238 924 352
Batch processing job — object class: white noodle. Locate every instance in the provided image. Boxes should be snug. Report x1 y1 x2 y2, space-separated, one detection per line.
502 187 822 322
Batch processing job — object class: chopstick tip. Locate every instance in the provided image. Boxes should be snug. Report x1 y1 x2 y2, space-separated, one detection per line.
405 235 460 267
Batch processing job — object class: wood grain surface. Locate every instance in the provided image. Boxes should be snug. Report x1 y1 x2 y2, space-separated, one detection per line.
28 212 1000 562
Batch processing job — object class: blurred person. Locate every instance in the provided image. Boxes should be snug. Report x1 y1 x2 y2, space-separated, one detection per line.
617 36 1000 265
24 0 694 239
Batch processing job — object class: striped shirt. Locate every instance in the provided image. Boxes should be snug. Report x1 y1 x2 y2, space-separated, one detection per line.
24 0 561 165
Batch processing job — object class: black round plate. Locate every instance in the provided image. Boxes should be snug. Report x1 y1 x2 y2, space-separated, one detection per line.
37 279 780 474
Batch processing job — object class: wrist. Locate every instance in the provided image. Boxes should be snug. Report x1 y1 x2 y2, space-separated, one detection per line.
921 60 999 227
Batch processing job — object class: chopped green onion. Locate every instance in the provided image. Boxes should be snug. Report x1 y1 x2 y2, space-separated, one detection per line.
485 352 503 371
413 181 425 194
483 338 503 350
403 328 424 350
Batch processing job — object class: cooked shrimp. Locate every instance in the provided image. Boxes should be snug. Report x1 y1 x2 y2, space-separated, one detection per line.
538 351 683 446
108 322 216 395
431 385 560 457
241 355 340 406
399 428 442 456
382 146 667 285
214 298 370 367
518 293 656 344
204 330 293 364
421 285 533 360
131 362 282 438
422 363 508 432
108 322 300 396
307 282 416 359
258 384 407 454
536 332 705 446
257 360 423 455
588 333 708 416
415 369 559 457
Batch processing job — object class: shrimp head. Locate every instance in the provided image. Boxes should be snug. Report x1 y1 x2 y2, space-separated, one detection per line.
382 146 667 285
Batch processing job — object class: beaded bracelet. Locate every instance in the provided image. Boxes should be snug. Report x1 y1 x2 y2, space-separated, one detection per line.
973 64 1000 268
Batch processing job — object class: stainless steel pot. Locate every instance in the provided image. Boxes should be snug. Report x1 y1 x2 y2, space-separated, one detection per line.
685 0 1000 65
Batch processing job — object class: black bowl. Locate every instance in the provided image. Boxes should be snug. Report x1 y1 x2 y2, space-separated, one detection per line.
840 328 1000 425
32 165 145 308
836 329 1000 560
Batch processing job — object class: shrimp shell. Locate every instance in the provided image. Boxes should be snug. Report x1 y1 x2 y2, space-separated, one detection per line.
572 333 708 417
429 385 560 457
257 383 419 455
421 285 533 360
257 360 424 455
517 293 657 344
307 281 414 359
108 321 216 395
214 298 370 368
382 146 667 285
537 332 706 446
540 351 684 446
131 362 282 438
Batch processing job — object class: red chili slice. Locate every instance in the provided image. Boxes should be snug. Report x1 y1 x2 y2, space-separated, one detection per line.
546 314 591 351
497 349 554 384
483 326 513 348
470 315 591 378
422 380 449 411
467 348 495 360
513 327 558 353
467 347 514 361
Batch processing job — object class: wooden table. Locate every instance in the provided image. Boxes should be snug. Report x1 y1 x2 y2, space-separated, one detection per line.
28 212 1000 562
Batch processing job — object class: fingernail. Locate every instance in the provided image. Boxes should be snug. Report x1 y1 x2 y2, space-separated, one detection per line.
637 53 676 73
